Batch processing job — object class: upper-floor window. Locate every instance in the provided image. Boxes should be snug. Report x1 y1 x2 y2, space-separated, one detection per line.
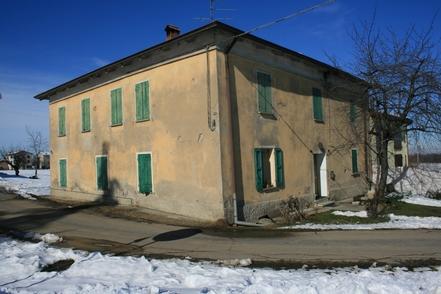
312 88 323 122
257 72 272 115
58 106 66 136
81 98 91 132
110 88 123 126
349 102 357 123
135 81 150 122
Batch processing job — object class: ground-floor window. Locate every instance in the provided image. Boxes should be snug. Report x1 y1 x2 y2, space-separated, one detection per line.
351 149 359 174
137 153 153 194
59 159 67 188
254 148 284 192
96 155 108 190
395 154 403 167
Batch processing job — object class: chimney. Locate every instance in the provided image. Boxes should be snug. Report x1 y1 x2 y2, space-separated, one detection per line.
165 24 180 41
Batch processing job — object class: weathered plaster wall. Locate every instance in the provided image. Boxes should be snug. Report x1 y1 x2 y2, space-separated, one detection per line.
220 39 368 221
49 50 225 222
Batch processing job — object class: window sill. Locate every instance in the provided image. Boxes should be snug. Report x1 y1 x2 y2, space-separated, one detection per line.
81 130 91 133
352 172 360 177
314 119 325 123
58 135 66 137
258 112 277 120
261 186 282 193
136 118 151 123
111 123 123 127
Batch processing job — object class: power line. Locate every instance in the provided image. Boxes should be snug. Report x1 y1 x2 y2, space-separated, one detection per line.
231 0 335 39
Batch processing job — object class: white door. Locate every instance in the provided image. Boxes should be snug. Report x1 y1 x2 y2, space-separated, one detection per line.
320 154 328 197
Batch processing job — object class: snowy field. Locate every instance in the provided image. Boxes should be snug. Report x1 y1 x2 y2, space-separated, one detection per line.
0 169 50 199
0 235 440 294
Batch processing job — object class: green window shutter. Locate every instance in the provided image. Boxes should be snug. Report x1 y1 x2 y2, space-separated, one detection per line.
312 88 323 122
350 102 356 122
58 107 66 136
275 148 285 188
136 81 150 121
59 159 67 187
111 88 122 125
138 153 152 193
254 149 264 192
96 156 108 190
82 98 91 132
351 149 359 174
257 72 272 114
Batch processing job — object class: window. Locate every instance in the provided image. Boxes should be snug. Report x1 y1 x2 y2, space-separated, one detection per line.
58 107 66 136
137 153 153 193
349 102 357 122
351 149 359 174
257 72 272 115
136 81 150 121
254 148 284 192
395 154 403 167
59 159 67 187
394 132 403 150
110 88 123 126
96 156 108 190
312 88 323 122
81 98 91 132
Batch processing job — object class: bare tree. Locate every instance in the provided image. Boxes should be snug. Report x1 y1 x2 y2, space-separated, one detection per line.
0 147 27 176
348 18 441 216
26 127 47 179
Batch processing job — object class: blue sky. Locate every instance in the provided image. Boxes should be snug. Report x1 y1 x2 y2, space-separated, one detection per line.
1 0 440 148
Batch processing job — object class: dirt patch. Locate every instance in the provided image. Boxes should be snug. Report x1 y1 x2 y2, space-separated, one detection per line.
41 259 75 272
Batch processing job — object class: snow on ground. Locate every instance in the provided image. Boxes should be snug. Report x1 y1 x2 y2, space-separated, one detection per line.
401 195 441 207
332 210 368 218
23 232 63 244
0 236 440 294
284 214 441 230
0 169 50 199
396 164 441 195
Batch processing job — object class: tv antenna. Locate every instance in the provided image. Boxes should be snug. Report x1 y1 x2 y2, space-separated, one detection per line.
193 0 235 22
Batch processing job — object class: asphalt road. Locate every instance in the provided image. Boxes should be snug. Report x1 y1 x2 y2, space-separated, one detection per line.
1 192 441 268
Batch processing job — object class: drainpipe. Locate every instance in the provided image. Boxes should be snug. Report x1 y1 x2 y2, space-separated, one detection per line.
233 193 264 227
225 38 263 227
206 46 216 132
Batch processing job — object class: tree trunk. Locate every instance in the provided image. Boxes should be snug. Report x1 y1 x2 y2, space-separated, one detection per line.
34 157 39 178
14 166 20 176
368 127 389 217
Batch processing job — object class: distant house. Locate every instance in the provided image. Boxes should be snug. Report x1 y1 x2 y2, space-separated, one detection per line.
35 22 369 224
6 151 34 170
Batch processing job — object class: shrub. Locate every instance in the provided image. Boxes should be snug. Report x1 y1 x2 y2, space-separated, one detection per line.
279 196 311 224
426 190 441 200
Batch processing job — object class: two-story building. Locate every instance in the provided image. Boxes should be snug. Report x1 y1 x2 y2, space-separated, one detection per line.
35 22 369 224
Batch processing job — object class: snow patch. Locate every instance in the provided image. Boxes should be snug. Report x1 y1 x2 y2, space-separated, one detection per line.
0 236 440 293
0 169 50 198
284 214 441 230
217 258 252 267
401 196 441 207
332 210 368 218
24 232 63 244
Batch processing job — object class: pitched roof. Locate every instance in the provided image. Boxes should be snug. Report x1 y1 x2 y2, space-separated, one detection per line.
34 21 363 101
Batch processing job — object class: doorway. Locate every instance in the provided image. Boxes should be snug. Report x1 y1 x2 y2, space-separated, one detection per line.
313 153 328 199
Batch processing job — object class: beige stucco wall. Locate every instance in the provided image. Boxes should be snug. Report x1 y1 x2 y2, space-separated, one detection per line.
219 45 368 220
49 49 225 222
